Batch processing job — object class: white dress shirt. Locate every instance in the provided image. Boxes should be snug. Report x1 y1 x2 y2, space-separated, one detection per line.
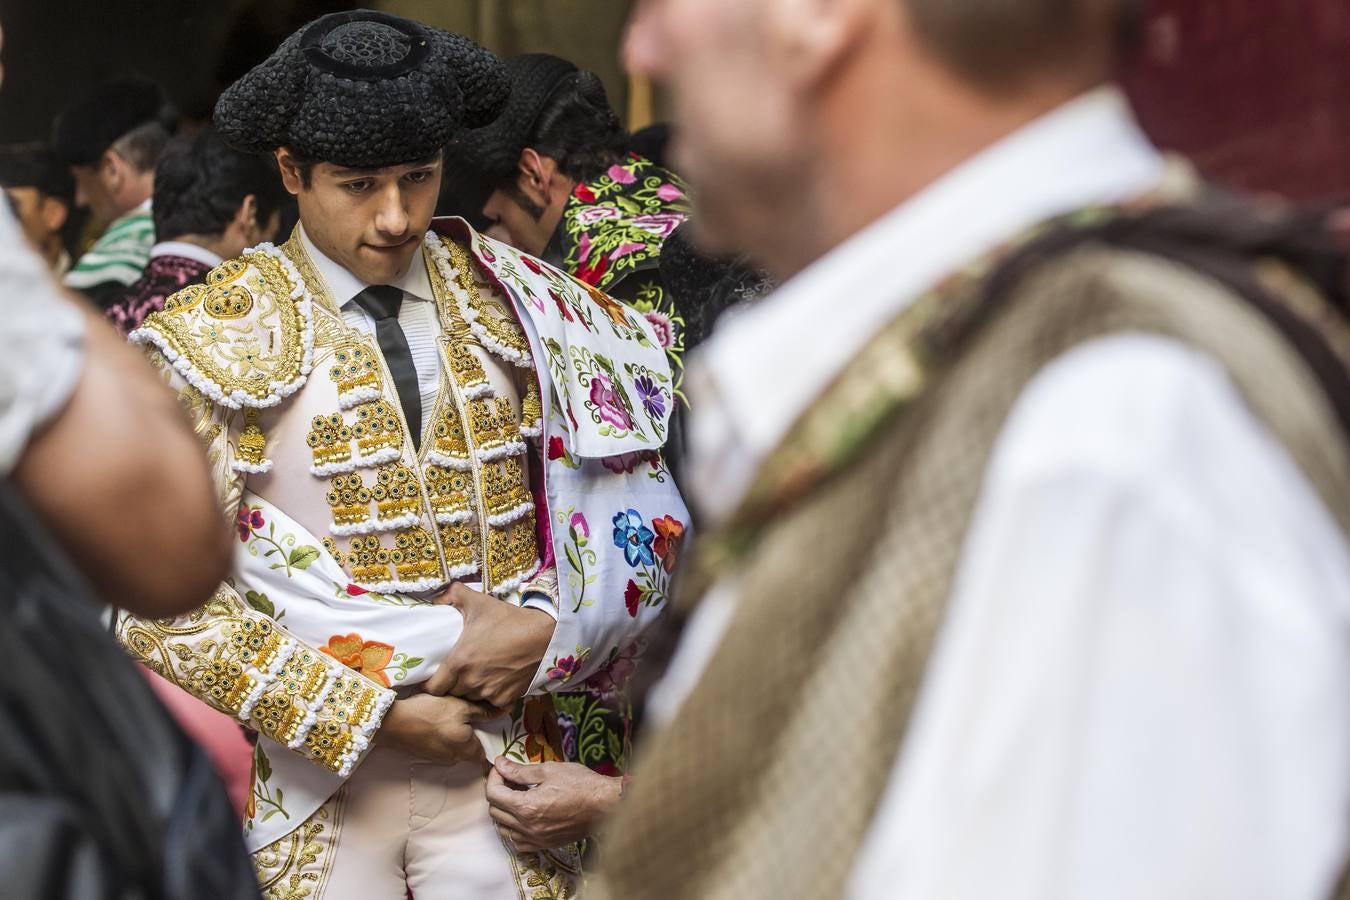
661 88 1350 900
149 240 223 269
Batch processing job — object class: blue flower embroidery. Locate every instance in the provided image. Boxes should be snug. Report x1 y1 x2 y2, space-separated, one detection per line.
612 509 656 567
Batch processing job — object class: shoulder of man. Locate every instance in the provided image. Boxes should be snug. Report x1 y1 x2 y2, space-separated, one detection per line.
560 155 691 292
130 244 313 411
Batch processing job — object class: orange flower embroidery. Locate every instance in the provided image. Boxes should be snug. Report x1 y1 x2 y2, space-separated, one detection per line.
320 632 396 688
522 696 565 763
651 515 686 573
584 283 633 328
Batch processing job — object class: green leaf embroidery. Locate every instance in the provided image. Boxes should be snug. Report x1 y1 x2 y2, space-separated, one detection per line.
256 748 272 783
244 590 275 618
288 546 320 570
404 656 424 668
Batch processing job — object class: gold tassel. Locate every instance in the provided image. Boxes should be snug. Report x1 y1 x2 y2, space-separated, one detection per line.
237 408 269 467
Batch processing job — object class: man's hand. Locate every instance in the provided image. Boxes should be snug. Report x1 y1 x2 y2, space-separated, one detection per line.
424 582 556 709
485 757 624 852
377 693 500 767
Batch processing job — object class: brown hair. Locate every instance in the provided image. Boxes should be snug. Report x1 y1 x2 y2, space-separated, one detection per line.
903 0 1147 90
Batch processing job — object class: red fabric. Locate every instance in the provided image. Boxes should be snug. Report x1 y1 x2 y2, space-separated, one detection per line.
139 666 253 816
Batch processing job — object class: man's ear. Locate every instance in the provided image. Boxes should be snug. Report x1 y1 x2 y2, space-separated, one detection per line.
100 148 126 194
275 147 305 195
234 193 259 232
517 148 558 203
40 196 69 233
767 0 875 89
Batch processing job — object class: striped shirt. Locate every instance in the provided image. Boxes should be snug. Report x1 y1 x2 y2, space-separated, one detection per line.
64 200 154 292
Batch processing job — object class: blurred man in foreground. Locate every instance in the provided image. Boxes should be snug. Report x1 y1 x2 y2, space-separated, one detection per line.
593 1 1350 898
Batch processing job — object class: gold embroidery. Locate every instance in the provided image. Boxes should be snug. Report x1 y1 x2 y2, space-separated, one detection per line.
445 340 490 395
425 465 473 522
330 343 381 397
238 408 268 467
326 473 371 527
483 457 533 521
428 404 471 466
446 238 533 362
468 395 523 454
521 376 543 430
138 249 308 407
253 792 341 900
438 521 478 573
340 535 393 584
392 527 441 582
306 413 352 470
372 464 421 522
487 520 539 588
351 400 402 456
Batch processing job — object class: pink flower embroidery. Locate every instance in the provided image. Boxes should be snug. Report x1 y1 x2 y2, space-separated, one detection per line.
587 654 637 702
656 182 685 202
569 511 590 540
575 205 623 227
609 241 647 261
607 164 637 185
589 374 632 429
629 212 686 239
643 310 675 348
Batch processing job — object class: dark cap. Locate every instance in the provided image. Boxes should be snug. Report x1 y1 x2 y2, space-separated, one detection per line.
0 143 75 201
52 76 175 166
450 53 582 184
213 9 507 169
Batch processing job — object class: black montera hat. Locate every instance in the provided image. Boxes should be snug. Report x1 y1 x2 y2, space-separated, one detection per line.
449 53 584 184
214 9 507 169
52 76 175 166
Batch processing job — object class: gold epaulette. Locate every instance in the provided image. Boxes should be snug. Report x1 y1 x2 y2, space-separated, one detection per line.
132 244 314 410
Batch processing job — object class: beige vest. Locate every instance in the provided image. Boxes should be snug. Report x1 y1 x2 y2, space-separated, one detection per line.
591 212 1350 899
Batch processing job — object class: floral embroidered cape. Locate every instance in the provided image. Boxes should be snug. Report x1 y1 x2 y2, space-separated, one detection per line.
553 154 691 376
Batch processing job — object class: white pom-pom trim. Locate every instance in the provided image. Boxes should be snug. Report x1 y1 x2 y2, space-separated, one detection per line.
424 450 473 471
329 511 423 537
232 458 274 475
337 689 396 778
424 233 532 369
337 386 383 410
487 500 535 528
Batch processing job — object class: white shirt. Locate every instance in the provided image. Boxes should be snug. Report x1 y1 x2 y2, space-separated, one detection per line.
0 201 84 474
149 240 223 269
299 225 443 438
663 88 1350 900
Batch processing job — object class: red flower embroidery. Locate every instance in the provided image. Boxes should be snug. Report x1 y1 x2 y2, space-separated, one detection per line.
345 583 369 596
547 435 567 461
575 253 609 286
549 289 575 322
624 580 642 617
573 183 597 203
520 255 543 275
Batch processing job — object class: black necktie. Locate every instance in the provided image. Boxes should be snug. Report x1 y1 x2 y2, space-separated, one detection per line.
352 285 421 449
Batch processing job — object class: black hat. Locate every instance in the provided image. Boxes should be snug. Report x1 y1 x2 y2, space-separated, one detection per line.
449 53 583 184
214 10 507 169
52 76 175 166
0 143 75 201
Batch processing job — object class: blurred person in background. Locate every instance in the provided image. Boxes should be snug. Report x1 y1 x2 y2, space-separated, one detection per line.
0 142 74 275
592 1 1350 899
452 54 693 371
106 127 284 335
53 75 175 308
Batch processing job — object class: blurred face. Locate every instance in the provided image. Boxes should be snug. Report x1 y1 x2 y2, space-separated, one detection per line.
480 149 569 257
624 0 811 254
277 149 441 285
4 186 68 255
71 162 118 228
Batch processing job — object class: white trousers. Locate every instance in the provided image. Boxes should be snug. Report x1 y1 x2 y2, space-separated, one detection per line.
252 746 519 900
